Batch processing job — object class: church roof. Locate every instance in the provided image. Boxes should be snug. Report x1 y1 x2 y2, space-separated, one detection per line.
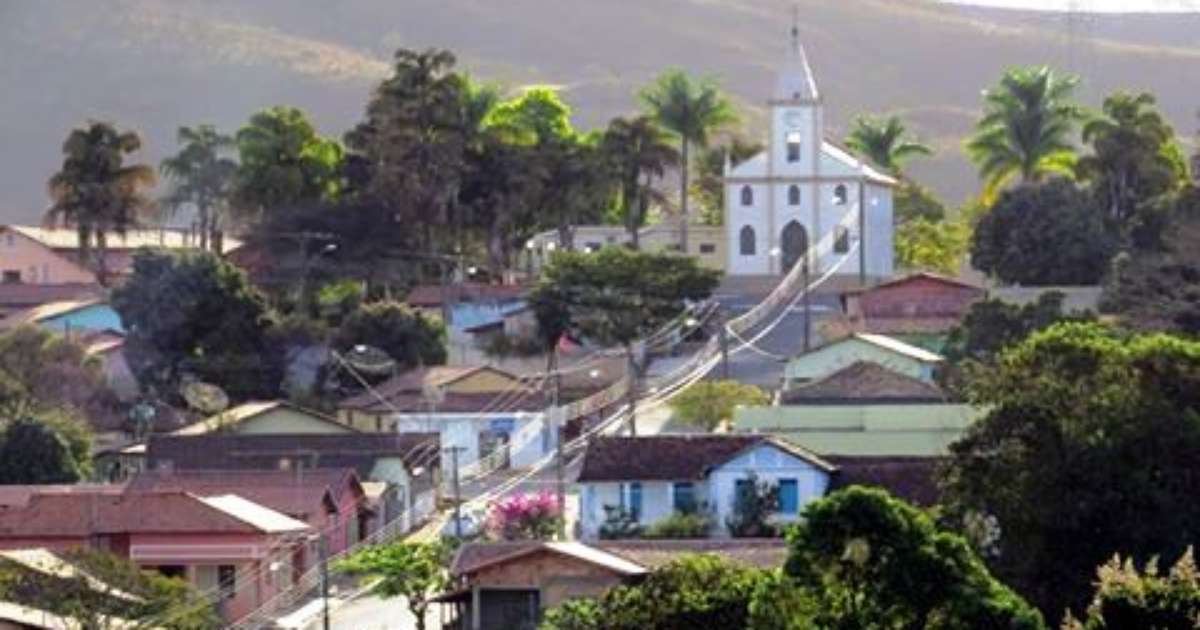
775 22 819 103
726 141 898 187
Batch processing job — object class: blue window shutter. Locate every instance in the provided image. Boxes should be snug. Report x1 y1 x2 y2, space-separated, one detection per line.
629 482 643 520
779 479 799 514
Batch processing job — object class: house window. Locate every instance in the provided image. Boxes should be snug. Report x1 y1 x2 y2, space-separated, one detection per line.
699 243 716 254
1 270 19 284
673 482 697 513
585 242 602 252
735 479 754 504
740 185 754 206
786 132 802 163
739 226 756 256
834 226 850 254
834 184 848 206
788 185 801 206
778 479 799 514
622 482 643 520
218 565 236 600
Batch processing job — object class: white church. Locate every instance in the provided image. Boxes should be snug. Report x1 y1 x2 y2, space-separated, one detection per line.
724 25 896 280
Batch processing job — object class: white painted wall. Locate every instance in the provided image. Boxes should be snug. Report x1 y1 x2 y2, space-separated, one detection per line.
578 443 831 539
392 412 550 475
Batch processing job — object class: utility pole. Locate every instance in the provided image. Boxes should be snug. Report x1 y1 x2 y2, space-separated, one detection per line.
548 349 566 539
319 535 330 630
718 311 731 380
444 446 466 537
625 349 638 437
802 257 812 353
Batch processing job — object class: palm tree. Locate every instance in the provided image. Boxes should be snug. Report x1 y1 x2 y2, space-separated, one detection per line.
160 125 238 252
845 115 932 176
966 66 1082 200
46 121 156 286
640 69 737 253
601 116 679 249
695 137 764 225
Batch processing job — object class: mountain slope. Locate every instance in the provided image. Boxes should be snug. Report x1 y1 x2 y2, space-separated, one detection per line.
1 0 1198 222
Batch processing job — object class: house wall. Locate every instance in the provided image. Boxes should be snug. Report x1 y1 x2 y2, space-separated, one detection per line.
848 277 984 320
579 481 680 539
734 403 984 456
393 413 550 474
230 409 354 435
467 550 630 610
784 338 935 385
0 228 95 285
707 444 830 534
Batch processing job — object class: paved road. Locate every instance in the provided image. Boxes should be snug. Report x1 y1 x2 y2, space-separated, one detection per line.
710 288 840 388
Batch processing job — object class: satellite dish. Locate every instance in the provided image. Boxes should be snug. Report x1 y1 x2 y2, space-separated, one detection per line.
343 344 396 375
181 382 230 415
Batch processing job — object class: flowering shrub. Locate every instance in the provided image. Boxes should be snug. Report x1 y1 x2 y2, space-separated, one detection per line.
486 490 563 540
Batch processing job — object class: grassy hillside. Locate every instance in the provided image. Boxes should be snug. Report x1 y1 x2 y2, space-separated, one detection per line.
1 0 1198 222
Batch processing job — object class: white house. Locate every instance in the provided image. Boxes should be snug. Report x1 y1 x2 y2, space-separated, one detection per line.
725 22 896 280
576 435 835 539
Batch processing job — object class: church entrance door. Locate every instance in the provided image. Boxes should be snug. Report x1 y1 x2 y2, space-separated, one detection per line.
780 220 808 274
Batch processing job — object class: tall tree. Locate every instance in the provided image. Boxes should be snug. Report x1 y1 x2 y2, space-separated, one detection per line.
970 179 1115 285
640 69 737 253
1077 91 1188 228
112 250 282 403
787 487 1045 629
941 322 1200 617
1064 549 1200 630
336 541 453 630
601 116 679 249
529 247 719 435
45 121 156 286
345 48 467 260
233 106 344 221
966 66 1082 200
0 418 86 484
160 124 238 252
845 114 932 175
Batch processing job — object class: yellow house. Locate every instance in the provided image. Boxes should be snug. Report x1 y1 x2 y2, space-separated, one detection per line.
173 400 356 436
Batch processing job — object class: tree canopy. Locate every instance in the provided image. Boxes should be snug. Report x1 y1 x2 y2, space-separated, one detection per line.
337 540 453 630
332 301 446 381
45 121 157 286
234 106 344 218
966 66 1082 200
1064 548 1200 630
160 124 238 251
669 380 768 431
970 179 1115 285
112 249 282 403
845 114 932 175
787 486 1045 630
942 322 1200 617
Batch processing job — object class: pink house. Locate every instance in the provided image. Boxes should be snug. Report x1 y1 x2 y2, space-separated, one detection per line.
127 468 374 560
0 488 311 622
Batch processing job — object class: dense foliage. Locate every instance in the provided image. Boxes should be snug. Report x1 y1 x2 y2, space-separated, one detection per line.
942 322 1200 617
669 380 768 431
970 179 1116 285
337 540 454 630
725 474 781 538
332 301 446 377
1064 549 1200 630
112 250 282 402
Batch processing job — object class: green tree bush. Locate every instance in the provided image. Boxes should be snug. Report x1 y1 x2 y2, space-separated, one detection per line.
643 512 711 539
787 487 1045 629
112 250 283 402
942 322 1200 617
337 540 454 630
1064 548 1200 630
970 179 1116 285
669 380 767 431
725 474 780 538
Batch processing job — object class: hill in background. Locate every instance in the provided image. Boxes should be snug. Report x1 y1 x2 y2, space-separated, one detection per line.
1 0 1198 223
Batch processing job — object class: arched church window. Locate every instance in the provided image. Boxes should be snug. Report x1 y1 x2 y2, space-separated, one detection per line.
739 225 756 256
740 185 754 206
834 184 848 206
788 185 801 206
786 132 802 163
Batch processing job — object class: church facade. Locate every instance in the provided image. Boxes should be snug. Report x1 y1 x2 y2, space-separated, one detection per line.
725 28 896 280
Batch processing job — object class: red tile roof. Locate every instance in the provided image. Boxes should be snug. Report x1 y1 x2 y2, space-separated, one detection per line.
145 433 440 476
825 455 944 506
450 539 789 577
780 361 947 404
127 469 363 520
338 365 533 413
0 283 103 316
577 435 834 483
0 490 307 537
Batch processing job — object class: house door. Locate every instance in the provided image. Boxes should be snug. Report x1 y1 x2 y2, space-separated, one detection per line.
781 220 808 274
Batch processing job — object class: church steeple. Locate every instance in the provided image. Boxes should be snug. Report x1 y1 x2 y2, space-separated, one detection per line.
773 6 819 103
